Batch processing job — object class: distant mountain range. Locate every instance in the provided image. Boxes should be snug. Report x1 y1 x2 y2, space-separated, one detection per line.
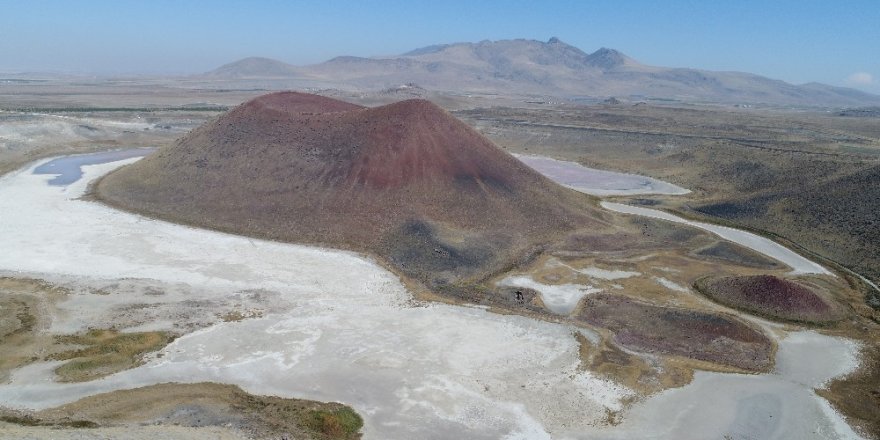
204 38 880 107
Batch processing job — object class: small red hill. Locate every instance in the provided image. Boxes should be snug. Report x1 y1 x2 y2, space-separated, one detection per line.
97 92 603 285
695 275 844 324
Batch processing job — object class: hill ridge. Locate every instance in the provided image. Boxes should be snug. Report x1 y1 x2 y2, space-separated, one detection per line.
203 38 880 107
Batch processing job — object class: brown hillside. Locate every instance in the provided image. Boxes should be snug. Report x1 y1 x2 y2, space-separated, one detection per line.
97 92 604 285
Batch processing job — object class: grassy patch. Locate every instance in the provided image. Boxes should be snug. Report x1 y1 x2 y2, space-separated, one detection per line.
48 329 175 382
0 413 98 429
0 414 41 426
302 407 363 439
0 299 36 338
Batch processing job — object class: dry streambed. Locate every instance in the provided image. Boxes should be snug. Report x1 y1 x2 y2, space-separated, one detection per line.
0 153 866 439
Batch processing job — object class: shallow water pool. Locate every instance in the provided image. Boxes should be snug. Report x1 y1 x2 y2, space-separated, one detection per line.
32 148 155 186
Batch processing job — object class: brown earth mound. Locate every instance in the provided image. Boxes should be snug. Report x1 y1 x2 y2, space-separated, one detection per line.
97 92 603 286
579 294 773 372
695 275 844 324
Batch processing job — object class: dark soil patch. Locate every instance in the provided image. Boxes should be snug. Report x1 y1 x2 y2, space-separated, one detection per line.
693 241 783 269
695 275 843 324
578 294 773 372
381 220 497 286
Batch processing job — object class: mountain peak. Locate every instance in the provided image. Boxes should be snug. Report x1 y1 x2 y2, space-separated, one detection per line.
545 37 578 49
402 44 450 56
585 47 632 69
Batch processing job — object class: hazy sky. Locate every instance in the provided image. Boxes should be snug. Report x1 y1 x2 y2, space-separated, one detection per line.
1 0 878 93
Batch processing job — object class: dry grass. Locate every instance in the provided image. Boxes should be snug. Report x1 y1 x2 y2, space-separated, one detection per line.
49 329 175 382
575 332 693 395
819 343 880 439
301 407 364 439
0 277 69 382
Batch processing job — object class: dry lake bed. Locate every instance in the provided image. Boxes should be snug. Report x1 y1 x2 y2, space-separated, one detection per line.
0 151 865 439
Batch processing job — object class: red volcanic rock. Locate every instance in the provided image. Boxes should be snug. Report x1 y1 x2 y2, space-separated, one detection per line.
695 275 843 324
97 92 603 285
239 90 363 114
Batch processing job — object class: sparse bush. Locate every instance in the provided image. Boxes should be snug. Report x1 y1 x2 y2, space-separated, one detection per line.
302 407 363 439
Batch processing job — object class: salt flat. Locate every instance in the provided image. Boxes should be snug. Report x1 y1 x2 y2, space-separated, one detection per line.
587 331 862 440
0 154 861 439
515 154 690 196
0 157 628 439
498 274 601 314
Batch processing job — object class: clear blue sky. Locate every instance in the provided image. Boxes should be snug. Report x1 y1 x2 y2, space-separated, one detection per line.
1 0 878 93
